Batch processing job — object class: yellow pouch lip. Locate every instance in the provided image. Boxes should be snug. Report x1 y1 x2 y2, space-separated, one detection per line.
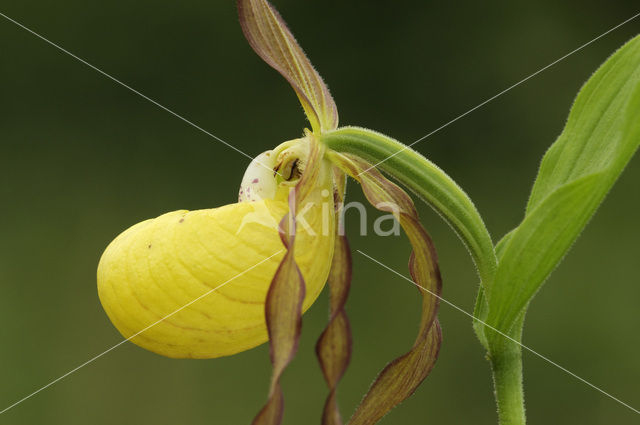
98 195 334 358
98 136 336 359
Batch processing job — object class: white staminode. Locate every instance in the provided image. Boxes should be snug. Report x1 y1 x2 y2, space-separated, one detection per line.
238 138 309 203
238 151 279 202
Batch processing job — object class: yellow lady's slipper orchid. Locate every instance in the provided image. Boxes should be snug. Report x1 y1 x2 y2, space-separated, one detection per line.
97 139 335 358
98 2 450 424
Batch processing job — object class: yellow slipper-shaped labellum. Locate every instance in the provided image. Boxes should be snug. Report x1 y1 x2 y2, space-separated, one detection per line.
98 141 335 358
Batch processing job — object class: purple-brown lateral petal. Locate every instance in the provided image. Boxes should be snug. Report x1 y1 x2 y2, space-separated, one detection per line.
316 234 353 425
252 193 305 425
237 0 339 133
252 137 325 425
329 152 443 424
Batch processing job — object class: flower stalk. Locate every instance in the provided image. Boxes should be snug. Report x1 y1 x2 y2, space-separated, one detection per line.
490 337 526 425
321 127 497 286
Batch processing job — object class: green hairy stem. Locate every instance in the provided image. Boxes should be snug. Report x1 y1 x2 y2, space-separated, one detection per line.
321 126 497 286
491 345 526 425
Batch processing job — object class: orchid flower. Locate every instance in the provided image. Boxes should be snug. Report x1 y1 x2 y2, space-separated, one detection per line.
98 1 498 423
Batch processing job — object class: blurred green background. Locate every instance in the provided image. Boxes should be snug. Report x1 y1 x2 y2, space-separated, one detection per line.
1 1 639 424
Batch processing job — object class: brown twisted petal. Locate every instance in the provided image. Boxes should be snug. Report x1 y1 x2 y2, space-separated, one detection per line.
251 193 304 425
252 139 326 425
237 0 339 133
329 152 443 425
316 234 353 425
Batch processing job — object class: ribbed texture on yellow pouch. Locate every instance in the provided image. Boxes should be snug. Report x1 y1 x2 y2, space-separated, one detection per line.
97 198 334 359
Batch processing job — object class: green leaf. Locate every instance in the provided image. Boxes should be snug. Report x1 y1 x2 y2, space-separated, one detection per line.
484 35 640 345
237 0 339 133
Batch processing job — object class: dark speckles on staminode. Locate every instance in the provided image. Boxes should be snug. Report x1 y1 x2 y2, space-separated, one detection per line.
179 218 185 223
148 244 152 249
252 178 259 184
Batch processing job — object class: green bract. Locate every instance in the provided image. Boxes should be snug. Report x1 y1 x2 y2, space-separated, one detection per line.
482 36 640 341
473 35 640 424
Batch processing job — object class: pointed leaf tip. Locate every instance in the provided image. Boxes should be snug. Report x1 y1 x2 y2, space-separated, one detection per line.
237 0 339 133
